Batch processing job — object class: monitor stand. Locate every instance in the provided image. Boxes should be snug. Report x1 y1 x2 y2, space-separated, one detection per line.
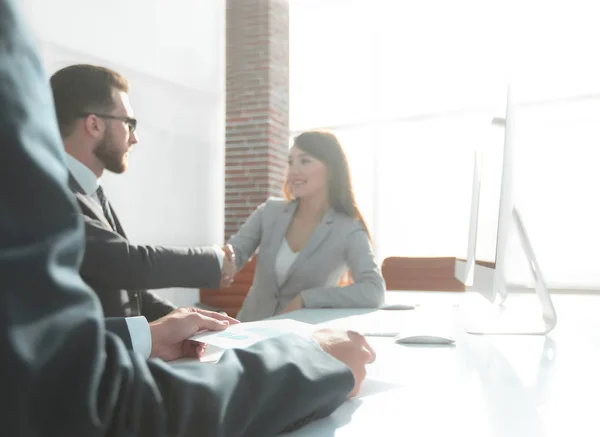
465 207 557 335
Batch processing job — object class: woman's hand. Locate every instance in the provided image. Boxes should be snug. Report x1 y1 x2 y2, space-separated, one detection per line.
219 244 237 287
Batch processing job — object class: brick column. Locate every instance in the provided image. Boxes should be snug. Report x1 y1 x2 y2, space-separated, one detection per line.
225 0 290 240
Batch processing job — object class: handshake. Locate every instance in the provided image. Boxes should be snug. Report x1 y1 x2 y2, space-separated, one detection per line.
218 244 237 288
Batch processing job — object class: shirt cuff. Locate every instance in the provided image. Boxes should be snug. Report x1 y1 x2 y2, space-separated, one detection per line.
125 316 152 359
213 245 224 270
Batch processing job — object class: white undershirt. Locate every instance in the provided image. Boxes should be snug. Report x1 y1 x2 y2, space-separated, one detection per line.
275 239 300 287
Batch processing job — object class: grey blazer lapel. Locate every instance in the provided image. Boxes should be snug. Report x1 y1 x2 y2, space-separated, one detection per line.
281 208 335 287
264 201 298 266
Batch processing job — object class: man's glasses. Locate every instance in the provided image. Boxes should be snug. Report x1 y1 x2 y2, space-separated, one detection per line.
78 113 137 134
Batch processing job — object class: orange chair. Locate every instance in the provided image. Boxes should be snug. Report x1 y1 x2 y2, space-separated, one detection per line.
381 256 465 292
198 256 257 317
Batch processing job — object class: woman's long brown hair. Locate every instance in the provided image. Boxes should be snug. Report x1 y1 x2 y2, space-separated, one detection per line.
283 130 371 240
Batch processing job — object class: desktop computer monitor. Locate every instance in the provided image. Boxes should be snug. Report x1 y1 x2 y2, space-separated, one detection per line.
490 87 514 305
464 86 557 335
455 86 520 303
454 95 506 298
455 150 483 287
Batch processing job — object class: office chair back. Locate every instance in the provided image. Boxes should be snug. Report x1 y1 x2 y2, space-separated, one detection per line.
381 256 465 291
199 256 257 317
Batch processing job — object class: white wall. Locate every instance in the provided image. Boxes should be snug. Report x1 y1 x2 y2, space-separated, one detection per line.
22 0 225 307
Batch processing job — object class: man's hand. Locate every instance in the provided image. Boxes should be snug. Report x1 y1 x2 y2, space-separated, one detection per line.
311 328 376 397
282 294 304 313
149 307 240 361
220 244 237 288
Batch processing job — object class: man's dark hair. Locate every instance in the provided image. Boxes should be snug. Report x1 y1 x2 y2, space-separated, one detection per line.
50 64 129 137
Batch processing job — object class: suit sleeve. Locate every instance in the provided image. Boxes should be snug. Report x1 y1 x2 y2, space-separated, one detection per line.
301 226 386 308
139 289 177 322
0 3 353 437
105 317 133 349
227 201 267 269
80 215 222 290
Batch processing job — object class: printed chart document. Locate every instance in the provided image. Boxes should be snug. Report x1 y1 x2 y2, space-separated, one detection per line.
188 319 315 350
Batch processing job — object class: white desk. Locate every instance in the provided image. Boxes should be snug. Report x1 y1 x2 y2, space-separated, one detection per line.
277 291 600 437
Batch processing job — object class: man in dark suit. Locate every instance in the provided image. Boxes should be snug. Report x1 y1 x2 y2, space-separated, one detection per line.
0 1 376 435
48 64 237 321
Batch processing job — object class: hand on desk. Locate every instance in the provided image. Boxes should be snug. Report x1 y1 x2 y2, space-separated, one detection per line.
220 244 237 288
149 307 240 361
312 328 376 397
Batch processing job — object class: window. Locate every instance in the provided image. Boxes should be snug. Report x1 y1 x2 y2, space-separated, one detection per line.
291 0 600 288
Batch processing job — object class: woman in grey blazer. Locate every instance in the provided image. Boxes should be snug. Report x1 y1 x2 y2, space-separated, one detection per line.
228 131 386 322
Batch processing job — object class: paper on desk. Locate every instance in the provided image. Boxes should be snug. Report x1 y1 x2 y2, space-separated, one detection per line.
188 319 315 349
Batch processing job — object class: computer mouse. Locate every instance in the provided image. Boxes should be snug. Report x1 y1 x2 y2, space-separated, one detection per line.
380 303 418 310
394 334 455 345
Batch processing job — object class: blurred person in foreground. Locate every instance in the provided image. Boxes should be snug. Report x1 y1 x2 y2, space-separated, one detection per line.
0 1 375 435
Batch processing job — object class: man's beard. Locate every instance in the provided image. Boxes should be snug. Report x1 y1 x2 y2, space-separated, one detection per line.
94 130 128 174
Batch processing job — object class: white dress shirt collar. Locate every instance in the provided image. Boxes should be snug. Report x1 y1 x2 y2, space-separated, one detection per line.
65 154 101 195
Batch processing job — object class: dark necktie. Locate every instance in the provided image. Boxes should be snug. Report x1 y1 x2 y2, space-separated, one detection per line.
95 186 117 231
